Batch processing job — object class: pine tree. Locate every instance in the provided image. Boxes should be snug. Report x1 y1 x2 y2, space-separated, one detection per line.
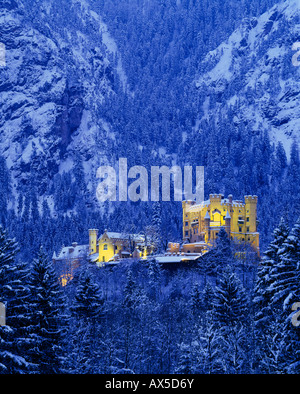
190 282 202 316
280 299 300 373
147 259 162 301
268 217 300 307
151 202 163 253
27 248 67 374
198 311 222 374
0 226 30 373
214 265 248 327
123 269 138 310
202 281 215 313
220 324 249 374
68 271 105 373
254 216 289 326
259 218 300 373
71 271 104 321
175 343 193 374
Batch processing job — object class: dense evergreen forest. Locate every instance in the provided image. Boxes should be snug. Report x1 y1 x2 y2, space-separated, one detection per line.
1 217 300 373
0 0 300 374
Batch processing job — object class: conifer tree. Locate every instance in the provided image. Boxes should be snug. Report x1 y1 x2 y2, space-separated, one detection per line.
68 271 105 373
175 343 193 374
148 259 162 301
71 271 104 322
202 281 216 314
254 216 289 326
268 217 300 307
214 265 248 327
190 282 202 316
27 248 67 374
198 311 222 374
265 218 300 373
0 226 30 373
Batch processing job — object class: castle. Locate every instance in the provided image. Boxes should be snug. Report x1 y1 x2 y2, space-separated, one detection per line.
53 230 154 284
88 229 153 265
178 194 259 254
53 193 259 285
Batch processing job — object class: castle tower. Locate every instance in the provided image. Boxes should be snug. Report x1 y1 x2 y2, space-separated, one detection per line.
225 211 231 237
204 211 211 243
182 200 196 241
244 195 259 252
244 196 258 233
89 229 98 255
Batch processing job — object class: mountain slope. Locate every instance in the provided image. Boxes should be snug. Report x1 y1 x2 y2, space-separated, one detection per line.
195 0 300 155
0 0 126 206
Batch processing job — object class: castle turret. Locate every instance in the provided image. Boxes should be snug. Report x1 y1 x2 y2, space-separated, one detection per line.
89 229 98 255
244 195 259 253
244 196 258 233
204 211 211 243
182 200 196 240
225 211 231 237
209 194 223 205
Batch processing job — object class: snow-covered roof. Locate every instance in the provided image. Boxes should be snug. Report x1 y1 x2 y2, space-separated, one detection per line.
89 253 99 262
186 197 246 212
100 231 145 242
54 244 89 261
155 254 201 264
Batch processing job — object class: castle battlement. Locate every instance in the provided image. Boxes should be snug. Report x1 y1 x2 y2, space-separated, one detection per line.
182 194 259 255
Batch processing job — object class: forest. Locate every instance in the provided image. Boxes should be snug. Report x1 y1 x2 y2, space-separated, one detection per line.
0 0 300 374
1 215 300 373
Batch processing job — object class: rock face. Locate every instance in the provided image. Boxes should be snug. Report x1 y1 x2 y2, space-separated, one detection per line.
1 0 300 212
0 0 124 197
195 0 300 155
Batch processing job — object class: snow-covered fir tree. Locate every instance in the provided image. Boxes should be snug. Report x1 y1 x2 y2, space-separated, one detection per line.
26 248 67 374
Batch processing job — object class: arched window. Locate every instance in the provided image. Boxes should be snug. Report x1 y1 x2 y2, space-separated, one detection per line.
103 244 108 250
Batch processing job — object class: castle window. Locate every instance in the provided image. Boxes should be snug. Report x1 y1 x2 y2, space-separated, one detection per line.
185 222 188 226
103 244 108 250
239 227 242 232
185 231 188 237
247 217 249 222
247 227 250 232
